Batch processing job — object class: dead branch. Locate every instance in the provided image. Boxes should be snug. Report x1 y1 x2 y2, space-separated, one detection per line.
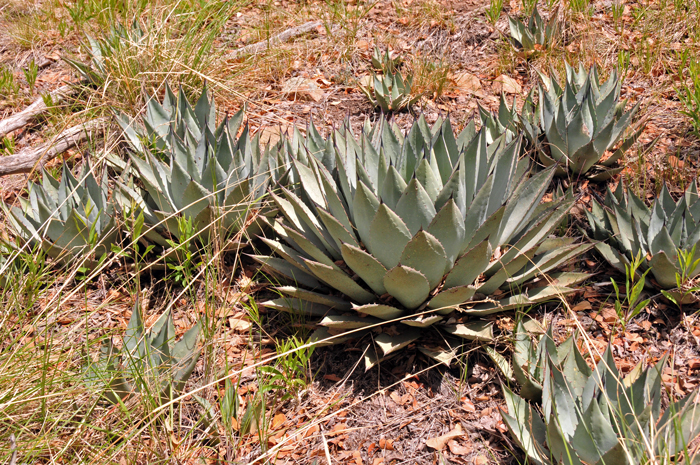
225 20 323 59
0 118 107 177
0 85 76 138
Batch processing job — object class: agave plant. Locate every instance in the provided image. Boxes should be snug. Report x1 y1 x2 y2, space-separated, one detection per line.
501 324 700 465
371 46 403 74
6 164 120 268
508 6 560 54
116 85 294 248
360 71 420 113
537 63 643 181
587 182 700 295
84 300 200 405
255 115 589 368
64 19 145 86
479 91 541 147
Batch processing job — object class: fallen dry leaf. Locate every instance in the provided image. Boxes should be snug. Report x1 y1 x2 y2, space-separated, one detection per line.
272 413 286 430
229 315 252 332
448 439 472 456
572 301 592 312
425 423 463 451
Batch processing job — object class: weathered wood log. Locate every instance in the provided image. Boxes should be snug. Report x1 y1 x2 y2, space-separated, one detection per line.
225 21 322 59
0 85 76 138
0 118 107 177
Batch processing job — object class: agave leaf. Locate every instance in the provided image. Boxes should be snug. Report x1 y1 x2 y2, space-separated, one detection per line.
172 322 200 389
309 327 367 347
368 204 413 269
399 231 448 289
426 199 466 269
277 286 352 311
649 252 680 289
394 178 438 234
501 386 548 465
443 240 490 289
262 298 336 317
250 255 322 289
383 265 431 310
428 285 477 311
353 303 404 320
304 260 375 304
419 346 457 366
374 328 421 357
319 314 381 329
341 243 388 295
401 314 443 327
441 321 493 342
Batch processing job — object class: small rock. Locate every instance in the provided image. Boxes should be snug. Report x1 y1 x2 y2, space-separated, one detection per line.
452 71 482 94
282 76 324 102
493 74 522 94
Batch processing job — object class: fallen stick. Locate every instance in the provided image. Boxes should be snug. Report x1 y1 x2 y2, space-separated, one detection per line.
225 20 322 59
0 118 107 177
0 84 76 138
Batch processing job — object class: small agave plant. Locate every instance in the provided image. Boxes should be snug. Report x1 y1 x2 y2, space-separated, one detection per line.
478 91 541 147
587 182 700 296
65 20 145 87
501 324 700 465
255 115 589 369
371 46 402 74
537 63 643 181
84 300 200 405
116 85 295 248
6 164 120 268
508 6 560 54
360 71 420 113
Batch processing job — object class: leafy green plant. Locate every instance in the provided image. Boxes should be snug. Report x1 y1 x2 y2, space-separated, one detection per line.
567 0 591 15
0 65 19 98
196 376 270 446
115 85 294 249
485 0 504 25
508 6 560 54
537 63 643 181
84 300 200 405
610 251 651 330
587 182 700 303
501 328 700 465
263 335 316 398
677 50 700 139
5 164 121 268
661 245 700 310
360 70 420 113
164 216 202 288
1 135 15 156
257 115 589 369
23 59 38 94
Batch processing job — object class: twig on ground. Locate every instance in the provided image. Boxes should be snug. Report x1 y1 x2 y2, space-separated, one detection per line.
0 85 76 139
225 21 322 59
8 434 17 465
0 118 107 177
